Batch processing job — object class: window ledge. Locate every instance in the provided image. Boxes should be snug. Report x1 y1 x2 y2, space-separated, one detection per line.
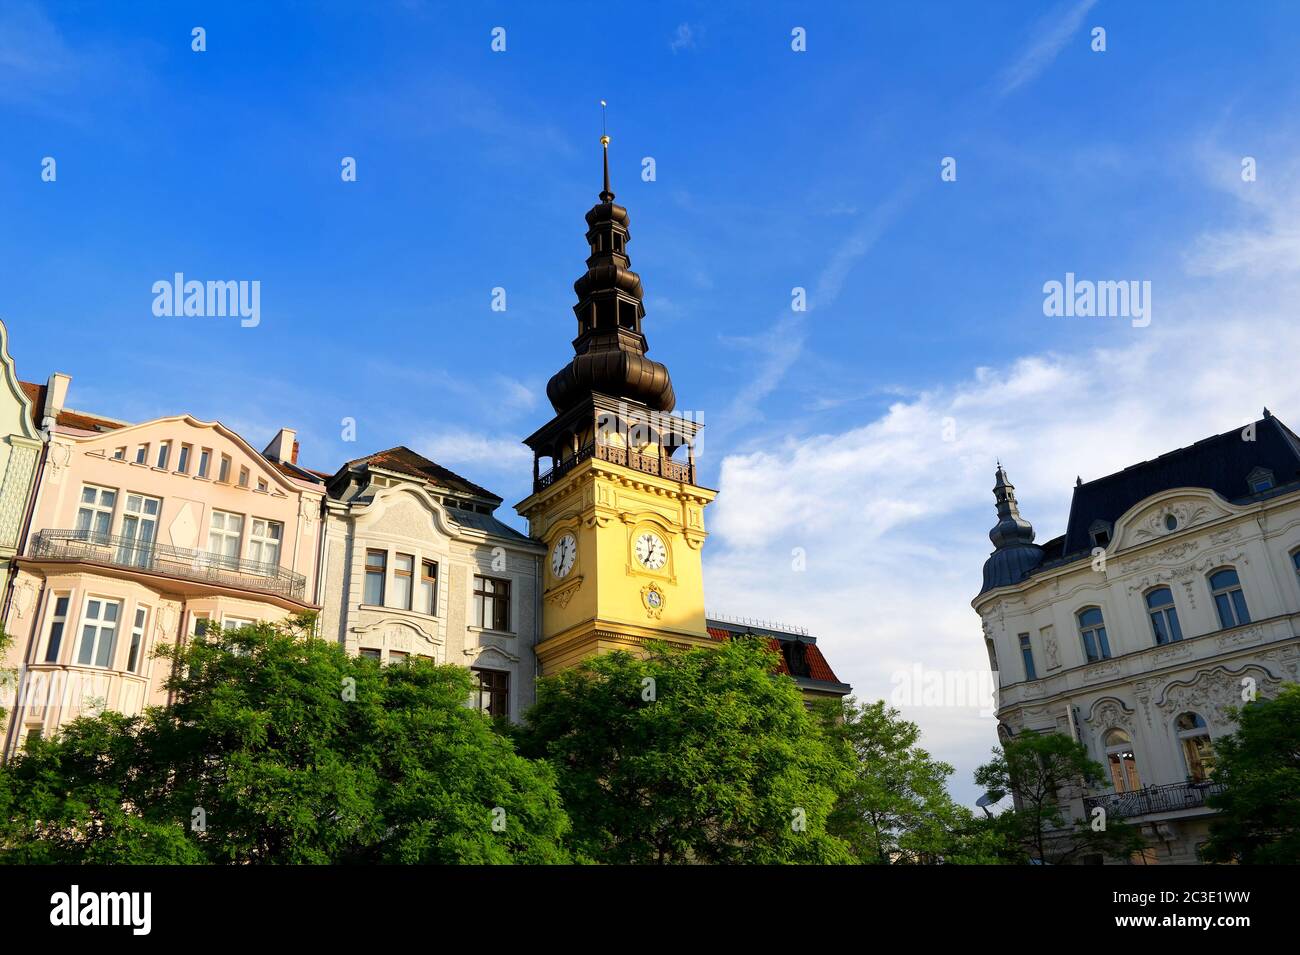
468 626 515 638
358 603 438 623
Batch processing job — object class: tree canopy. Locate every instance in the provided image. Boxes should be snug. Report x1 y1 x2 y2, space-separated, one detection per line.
518 636 853 864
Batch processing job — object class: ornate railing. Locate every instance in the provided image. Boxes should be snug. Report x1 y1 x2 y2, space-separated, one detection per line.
535 441 695 492
29 529 307 601
1083 780 1224 819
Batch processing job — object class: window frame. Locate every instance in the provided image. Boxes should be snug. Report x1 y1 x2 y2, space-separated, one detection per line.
75 484 118 542
471 667 510 718
248 517 283 570
393 553 414 610
473 575 511 632
364 549 387 606
77 596 122 669
1103 727 1142 793
1175 712 1215 783
420 560 438 615
1144 586 1184 646
1076 606 1112 662
1208 567 1250 629
43 594 71 664
207 509 245 568
126 605 149 673
1018 632 1037 681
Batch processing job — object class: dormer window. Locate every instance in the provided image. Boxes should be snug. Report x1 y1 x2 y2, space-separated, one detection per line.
1088 519 1112 548
1247 466 1274 494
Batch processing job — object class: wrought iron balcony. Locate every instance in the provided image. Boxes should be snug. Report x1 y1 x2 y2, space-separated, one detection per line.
28 528 308 601
535 441 695 492
1083 780 1225 819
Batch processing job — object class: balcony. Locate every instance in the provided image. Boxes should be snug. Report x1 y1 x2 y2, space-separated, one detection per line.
535 441 695 492
28 529 308 601
1083 780 1225 820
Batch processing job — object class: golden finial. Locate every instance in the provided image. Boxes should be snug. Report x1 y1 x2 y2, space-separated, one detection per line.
600 99 609 145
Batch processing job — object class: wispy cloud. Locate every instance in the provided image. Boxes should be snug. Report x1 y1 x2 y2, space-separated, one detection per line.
669 23 699 53
997 0 1099 97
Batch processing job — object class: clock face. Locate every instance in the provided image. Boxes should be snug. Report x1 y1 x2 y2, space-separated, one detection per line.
634 531 668 570
550 533 577 579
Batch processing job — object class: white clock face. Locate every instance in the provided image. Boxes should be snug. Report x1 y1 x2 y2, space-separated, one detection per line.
634 531 668 570
550 533 577 579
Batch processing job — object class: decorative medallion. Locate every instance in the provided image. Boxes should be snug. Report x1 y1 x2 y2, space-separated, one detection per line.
640 582 666 619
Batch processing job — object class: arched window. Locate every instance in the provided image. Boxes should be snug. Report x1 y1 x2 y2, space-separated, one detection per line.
1077 607 1111 662
1209 568 1251 629
1175 712 1215 783
1144 587 1183 645
1104 728 1142 793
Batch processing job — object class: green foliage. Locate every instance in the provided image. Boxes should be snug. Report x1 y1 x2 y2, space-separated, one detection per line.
0 616 569 864
1202 684 1300 864
814 697 1003 864
974 731 1144 864
519 637 853 864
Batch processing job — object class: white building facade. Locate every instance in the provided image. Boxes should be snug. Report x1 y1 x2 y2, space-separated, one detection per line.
315 447 544 722
974 412 1300 864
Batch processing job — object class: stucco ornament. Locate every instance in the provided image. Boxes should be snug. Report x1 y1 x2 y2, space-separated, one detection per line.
1156 665 1280 727
640 582 666 619
11 579 33 618
1085 697 1136 734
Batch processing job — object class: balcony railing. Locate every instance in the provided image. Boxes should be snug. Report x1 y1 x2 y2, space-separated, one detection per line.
535 441 695 492
1083 780 1225 819
29 529 308 601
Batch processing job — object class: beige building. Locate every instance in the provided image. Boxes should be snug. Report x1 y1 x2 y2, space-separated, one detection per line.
1 373 323 757
975 411 1300 863
316 447 544 721
0 320 43 610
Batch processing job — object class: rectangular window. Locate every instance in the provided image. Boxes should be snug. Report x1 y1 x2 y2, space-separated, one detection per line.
134 444 148 465
223 616 255 630
472 668 509 718
118 493 161 568
218 455 232 483
1018 633 1037 681
77 598 121 668
256 478 268 492
420 560 438 615
156 442 171 469
364 550 387 605
191 613 210 637
238 466 250 488
208 510 244 567
394 554 414 610
388 650 409 665
75 485 117 542
198 448 211 478
112 447 126 461
44 595 71 663
177 444 191 474
248 518 283 570
473 576 510 631
359 648 382 660
127 606 148 673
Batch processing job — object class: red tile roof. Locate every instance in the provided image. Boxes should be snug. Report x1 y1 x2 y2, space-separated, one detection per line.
19 380 128 433
706 624 845 685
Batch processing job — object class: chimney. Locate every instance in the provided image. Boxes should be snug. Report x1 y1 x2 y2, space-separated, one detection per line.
42 372 70 433
263 428 297 464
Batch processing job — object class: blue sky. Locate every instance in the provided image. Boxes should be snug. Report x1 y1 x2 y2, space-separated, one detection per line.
5 0 1300 803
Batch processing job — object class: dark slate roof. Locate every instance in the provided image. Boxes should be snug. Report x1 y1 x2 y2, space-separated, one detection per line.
1060 411 1300 558
447 506 535 545
341 446 501 502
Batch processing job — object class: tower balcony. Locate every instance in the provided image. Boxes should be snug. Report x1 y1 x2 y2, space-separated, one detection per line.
535 440 695 493
27 528 308 602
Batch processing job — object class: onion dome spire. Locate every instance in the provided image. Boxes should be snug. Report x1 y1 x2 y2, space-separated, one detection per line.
545 111 675 415
981 463 1044 593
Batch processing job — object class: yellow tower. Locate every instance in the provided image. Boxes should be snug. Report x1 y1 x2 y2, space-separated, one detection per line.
516 132 716 674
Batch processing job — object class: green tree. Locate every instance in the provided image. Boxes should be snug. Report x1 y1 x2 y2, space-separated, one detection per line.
1202 684 1300 864
518 637 852 864
0 616 569 864
975 731 1144 864
814 697 1001 864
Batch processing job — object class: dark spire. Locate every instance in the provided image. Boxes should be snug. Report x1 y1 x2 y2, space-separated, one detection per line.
980 463 1044 594
989 465 1036 549
600 134 614 202
544 127 675 415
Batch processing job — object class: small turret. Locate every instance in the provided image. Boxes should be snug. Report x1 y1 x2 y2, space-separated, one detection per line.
981 464 1044 593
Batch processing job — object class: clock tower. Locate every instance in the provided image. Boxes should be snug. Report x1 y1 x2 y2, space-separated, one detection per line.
516 134 716 674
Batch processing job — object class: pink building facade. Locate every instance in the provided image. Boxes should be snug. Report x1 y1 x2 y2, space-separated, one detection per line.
1 375 323 755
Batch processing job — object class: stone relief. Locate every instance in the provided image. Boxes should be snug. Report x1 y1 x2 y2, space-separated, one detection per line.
1155 664 1281 728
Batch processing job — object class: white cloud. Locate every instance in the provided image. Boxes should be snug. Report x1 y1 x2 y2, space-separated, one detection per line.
706 170 1300 803
669 23 698 53
416 431 531 471
997 0 1098 97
